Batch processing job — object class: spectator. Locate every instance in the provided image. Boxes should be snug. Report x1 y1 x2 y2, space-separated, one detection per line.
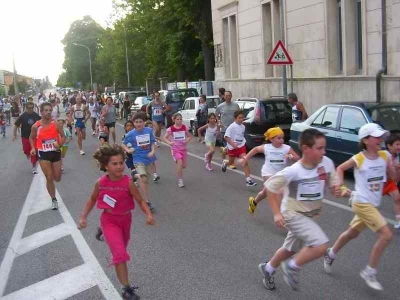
287 93 308 122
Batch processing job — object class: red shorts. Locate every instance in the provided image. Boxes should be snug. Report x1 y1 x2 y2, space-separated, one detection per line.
227 145 247 158
22 137 37 166
383 180 399 195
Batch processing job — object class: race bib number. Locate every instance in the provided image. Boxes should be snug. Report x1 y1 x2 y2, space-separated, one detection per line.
42 138 56 152
136 134 150 147
103 194 117 208
74 110 84 119
296 180 324 201
173 131 186 141
153 108 163 116
268 152 285 164
366 166 385 192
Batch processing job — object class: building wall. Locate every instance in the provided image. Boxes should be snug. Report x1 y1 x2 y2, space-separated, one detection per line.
211 0 400 114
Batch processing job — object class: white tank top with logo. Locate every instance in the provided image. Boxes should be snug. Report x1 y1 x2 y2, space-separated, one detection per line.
261 144 291 177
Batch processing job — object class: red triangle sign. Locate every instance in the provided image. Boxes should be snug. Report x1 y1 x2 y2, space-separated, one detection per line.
267 40 293 65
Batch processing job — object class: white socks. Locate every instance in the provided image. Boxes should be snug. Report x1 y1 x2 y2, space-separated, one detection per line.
288 259 300 270
328 248 336 259
266 262 276 274
364 265 377 275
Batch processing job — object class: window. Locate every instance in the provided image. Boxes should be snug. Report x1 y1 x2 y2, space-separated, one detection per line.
337 0 343 73
311 106 340 129
355 0 363 71
189 100 195 110
262 0 281 77
222 15 239 79
339 107 366 134
182 101 190 110
243 102 255 118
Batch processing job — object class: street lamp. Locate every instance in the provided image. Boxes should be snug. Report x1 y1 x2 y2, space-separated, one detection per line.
73 43 93 91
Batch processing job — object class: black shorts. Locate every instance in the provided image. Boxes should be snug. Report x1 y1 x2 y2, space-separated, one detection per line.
105 122 116 129
38 150 61 163
99 135 109 142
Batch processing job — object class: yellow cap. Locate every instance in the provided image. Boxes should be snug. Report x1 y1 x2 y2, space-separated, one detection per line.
264 127 284 141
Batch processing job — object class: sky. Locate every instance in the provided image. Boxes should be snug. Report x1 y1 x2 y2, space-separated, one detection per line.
0 0 114 84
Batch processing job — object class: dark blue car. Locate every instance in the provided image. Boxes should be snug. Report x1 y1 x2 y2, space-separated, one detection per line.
289 102 400 165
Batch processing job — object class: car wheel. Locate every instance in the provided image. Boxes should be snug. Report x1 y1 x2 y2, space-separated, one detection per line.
191 122 198 136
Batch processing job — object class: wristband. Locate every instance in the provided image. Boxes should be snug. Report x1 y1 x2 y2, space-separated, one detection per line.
340 184 348 191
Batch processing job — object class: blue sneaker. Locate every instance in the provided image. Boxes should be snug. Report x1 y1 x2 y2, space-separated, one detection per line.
258 263 275 290
281 261 299 290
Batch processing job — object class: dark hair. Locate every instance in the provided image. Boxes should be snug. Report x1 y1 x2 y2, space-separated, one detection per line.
200 94 206 101
234 110 244 119
299 128 325 148
385 133 400 148
124 120 134 132
40 102 52 112
26 102 34 108
208 112 217 122
132 112 147 122
218 87 225 95
287 93 298 102
93 144 125 172
173 112 182 119
358 135 371 150
225 90 232 96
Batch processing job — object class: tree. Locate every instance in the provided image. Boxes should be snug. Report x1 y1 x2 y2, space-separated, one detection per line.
8 80 29 95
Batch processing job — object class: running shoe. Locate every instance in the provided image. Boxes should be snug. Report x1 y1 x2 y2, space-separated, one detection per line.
147 201 155 212
323 248 335 274
122 286 140 300
394 220 400 229
92 131 96 136
80 150 85 155
51 199 59 210
258 263 276 290
206 163 213 171
248 197 257 214
95 227 104 242
155 141 160 147
153 173 160 182
228 165 236 169
360 269 383 291
246 179 257 187
178 179 185 188
221 160 227 172
61 166 64 172
32 167 38 174
281 261 298 290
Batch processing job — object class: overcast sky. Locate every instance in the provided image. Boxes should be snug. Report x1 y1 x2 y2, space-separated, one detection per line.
0 0 114 84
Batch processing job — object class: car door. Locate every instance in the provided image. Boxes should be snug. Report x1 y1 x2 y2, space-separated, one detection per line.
334 106 368 165
309 106 340 159
187 99 197 124
181 100 191 127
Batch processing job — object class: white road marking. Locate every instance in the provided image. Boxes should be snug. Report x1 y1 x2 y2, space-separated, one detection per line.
117 123 396 226
0 169 121 299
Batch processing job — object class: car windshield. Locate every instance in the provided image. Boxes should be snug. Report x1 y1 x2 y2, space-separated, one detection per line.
167 90 198 103
261 101 292 121
206 97 221 109
368 105 400 132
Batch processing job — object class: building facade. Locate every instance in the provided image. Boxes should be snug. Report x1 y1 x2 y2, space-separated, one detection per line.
211 0 400 113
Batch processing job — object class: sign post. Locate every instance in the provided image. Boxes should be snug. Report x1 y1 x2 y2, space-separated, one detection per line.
267 40 293 96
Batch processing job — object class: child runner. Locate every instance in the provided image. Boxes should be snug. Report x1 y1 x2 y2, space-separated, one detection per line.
323 123 396 291
163 112 193 187
98 118 109 145
221 110 257 187
382 133 400 228
259 128 341 291
78 144 155 300
58 119 72 172
197 113 220 171
243 127 299 214
144 119 160 182
122 112 157 211
0 113 6 137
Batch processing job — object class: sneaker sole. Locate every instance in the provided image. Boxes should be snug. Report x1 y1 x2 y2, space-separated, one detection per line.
258 264 275 290
360 271 383 291
281 262 298 291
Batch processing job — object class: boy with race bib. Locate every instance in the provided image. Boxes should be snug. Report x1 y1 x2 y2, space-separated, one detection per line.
70 95 90 155
323 123 396 291
259 129 341 291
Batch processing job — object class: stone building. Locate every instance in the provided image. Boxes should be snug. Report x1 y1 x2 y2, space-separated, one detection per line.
211 0 400 113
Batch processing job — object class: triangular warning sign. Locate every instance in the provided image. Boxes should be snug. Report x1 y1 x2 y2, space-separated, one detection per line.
267 40 293 65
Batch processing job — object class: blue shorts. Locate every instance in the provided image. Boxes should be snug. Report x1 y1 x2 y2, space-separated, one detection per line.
75 119 86 129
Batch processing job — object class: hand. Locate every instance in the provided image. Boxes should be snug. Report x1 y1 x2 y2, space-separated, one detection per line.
78 218 87 230
233 143 239 149
127 148 135 154
169 142 174 147
54 142 60 150
30 149 36 156
148 151 155 158
273 213 285 228
146 215 155 225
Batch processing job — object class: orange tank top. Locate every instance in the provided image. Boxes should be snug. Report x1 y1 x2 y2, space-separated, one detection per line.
35 120 59 151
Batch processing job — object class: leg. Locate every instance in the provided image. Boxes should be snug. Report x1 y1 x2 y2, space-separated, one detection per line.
294 243 329 267
115 263 129 286
52 160 62 182
368 225 392 268
39 160 56 198
254 187 267 204
176 159 183 179
76 127 83 150
331 226 360 254
152 121 160 140
269 247 296 268
139 175 149 202
110 127 116 144
389 190 400 224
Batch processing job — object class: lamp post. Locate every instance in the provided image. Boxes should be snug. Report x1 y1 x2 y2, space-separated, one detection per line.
73 43 93 91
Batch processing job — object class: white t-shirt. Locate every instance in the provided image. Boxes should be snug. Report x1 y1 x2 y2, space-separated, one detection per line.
264 156 337 217
351 151 388 207
224 122 246 150
261 144 291 177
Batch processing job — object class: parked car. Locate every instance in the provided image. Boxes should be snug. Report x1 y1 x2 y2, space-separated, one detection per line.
289 102 400 166
180 95 221 135
159 88 199 127
131 96 152 114
234 97 292 150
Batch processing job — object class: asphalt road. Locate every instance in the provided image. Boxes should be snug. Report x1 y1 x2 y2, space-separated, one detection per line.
0 90 399 300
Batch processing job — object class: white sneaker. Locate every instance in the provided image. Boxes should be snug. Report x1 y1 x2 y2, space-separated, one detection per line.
92 131 95 136
178 179 185 188
80 150 85 155
360 270 383 291
153 173 160 182
32 167 38 174
155 141 160 147
394 220 400 229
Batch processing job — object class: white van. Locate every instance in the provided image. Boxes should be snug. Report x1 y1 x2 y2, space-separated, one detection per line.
180 95 221 135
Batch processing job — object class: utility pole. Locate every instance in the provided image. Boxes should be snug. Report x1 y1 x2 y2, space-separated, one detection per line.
124 25 130 88
279 0 287 97
73 43 93 91
12 53 19 95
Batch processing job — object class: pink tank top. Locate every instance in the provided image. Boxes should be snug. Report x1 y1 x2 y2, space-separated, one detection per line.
96 175 135 213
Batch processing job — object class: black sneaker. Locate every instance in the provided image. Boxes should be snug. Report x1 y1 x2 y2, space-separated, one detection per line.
221 160 227 172
147 201 155 212
281 261 299 290
258 263 276 290
246 179 257 187
51 199 59 210
323 248 335 274
122 286 140 300
95 227 104 242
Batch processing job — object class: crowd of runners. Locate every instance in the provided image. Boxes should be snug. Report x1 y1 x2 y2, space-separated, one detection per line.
2 89 400 300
